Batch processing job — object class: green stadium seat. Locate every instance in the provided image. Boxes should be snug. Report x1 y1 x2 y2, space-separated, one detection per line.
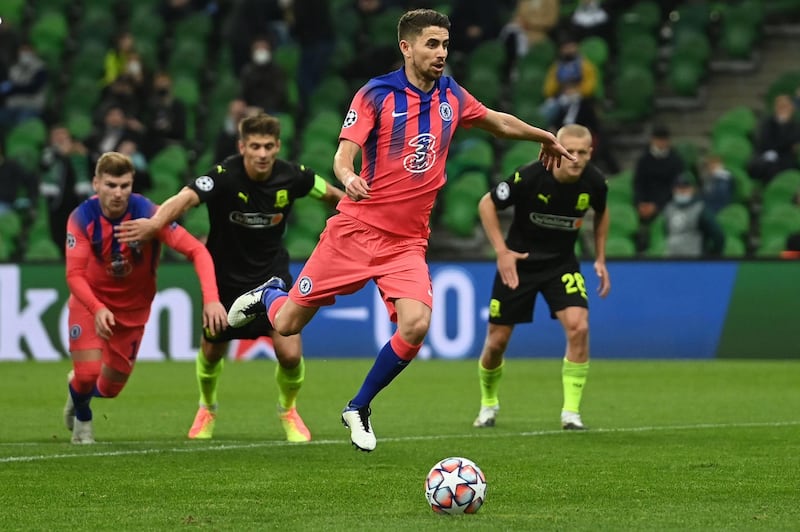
605 235 637 258
499 142 539 178
668 57 704 97
715 203 750 238
722 235 747 257
712 106 757 143
607 201 639 239
760 204 800 241
24 235 62 261
579 36 609 71
617 32 658 70
713 134 753 171
606 65 655 123
606 171 633 206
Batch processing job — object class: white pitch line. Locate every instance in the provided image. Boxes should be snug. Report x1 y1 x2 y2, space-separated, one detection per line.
1 420 799 463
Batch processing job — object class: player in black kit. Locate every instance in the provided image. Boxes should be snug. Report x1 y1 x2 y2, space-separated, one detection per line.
471 124 610 431
116 113 344 441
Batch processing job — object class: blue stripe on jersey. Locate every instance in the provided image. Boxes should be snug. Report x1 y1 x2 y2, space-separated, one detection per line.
362 85 392 184
389 91 407 158
437 85 454 159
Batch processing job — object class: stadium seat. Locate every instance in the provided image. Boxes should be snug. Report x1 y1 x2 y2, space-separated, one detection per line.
668 56 704 97
518 38 556 73
713 135 753 171
607 201 639 240
579 36 609 71
182 204 210 238
625 0 662 33
290 197 330 239
309 75 351 115
499 142 539 178
284 228 319 259
617 32 659 71
760 204 800 241
24 235 62 261
720 20 758 60
66 112 93 142
672 29 712 65
605 235 637 258
723 235 747 257
606 68 655 123
645 216 666 257
448 138 494 177
727 166 756 204
468 40 506 77
7 118 48 149
712 106 757 143
513 66 547 107
716 203 750 238
755 235 787 257
606 171 633 206
761 172 800 213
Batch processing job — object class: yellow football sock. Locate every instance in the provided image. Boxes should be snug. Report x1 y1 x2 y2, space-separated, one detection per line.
562 358 589 413
478 361 504 407
276 357 305 410
196 349 223 408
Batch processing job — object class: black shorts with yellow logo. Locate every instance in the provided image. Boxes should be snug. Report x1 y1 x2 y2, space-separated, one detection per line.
488 257 588 325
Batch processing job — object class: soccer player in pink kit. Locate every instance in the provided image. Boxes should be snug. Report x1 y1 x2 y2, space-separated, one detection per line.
228 8 574 451
63 152 227 444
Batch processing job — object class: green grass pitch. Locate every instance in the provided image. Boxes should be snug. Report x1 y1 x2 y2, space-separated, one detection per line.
1 358 799 530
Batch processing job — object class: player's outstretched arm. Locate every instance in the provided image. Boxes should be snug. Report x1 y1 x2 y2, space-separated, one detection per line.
116 187 200 243
474 109 575 171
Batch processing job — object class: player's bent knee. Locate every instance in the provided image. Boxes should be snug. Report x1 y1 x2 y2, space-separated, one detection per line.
96 376 127 398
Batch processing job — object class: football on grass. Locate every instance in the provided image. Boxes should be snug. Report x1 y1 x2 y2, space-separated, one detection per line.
424 457 487 514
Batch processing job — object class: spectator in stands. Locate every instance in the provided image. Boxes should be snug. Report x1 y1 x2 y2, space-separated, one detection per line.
102 32 138 87
227 0 289 76
747 93 800 185
118 139 152 195
449 0 506 56
569 0 612 43
85 105 142 169
699 153 735 215
540 33 599 125
98 73 147 130
40 125 92 256
290 0 335 118
633 124 685 250
144 72 187 157
213 98 256 162
662 172 724 258
343 0 404 82
239 35 290 115
501 0 560 69
0 144 38 225
0 18 22 80
0 41 48 129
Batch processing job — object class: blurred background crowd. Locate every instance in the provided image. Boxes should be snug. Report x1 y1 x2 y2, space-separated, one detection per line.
1 0 800 262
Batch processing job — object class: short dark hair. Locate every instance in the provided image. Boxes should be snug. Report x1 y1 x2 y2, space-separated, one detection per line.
95 152 134 177
398 9 450 42
652 124 671 139
239 112 281 141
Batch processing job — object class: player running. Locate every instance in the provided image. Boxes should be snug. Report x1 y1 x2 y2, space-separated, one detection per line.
226 9 574 452
64 152 227 444
116 113 343 442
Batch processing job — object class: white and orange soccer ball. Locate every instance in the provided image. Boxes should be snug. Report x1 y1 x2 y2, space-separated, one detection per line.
424 456 487 515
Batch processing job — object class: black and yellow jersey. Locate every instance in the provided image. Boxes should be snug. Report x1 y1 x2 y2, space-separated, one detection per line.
187 155 317 290
490 160 607 262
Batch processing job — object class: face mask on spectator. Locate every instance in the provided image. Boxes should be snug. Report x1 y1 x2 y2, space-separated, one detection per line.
673 191 693 204
253 49 271 65
650 146 670 158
